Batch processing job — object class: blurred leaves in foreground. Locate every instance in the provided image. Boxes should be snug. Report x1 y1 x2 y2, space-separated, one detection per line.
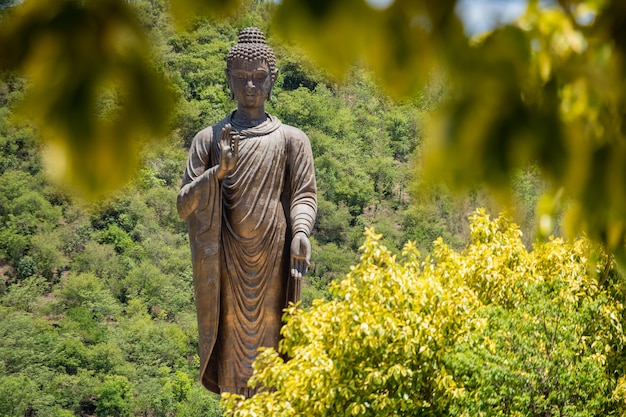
0 0 174 198
272 0 626 252
3 0 626 251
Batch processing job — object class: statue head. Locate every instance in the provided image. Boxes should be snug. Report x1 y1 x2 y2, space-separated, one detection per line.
226 27 278 102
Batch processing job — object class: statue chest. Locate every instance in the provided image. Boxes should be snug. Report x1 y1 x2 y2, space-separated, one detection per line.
220 132 288 234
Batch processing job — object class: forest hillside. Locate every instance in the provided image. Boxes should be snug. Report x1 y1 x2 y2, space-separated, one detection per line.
0 1 549 416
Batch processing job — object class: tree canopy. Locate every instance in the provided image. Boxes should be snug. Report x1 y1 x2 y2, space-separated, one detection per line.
223 211 626 416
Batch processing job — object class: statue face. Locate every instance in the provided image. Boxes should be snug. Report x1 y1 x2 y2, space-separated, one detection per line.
227 59 273 111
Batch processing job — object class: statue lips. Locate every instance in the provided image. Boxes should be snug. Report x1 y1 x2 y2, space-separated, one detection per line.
242 93 258 107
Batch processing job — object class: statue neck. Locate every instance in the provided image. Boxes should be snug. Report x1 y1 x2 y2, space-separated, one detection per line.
231 108 268 128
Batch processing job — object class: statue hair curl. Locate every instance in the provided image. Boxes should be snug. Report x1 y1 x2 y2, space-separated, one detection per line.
226 27 277 80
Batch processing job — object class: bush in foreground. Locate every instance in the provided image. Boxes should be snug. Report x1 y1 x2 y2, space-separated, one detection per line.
223 210 626 417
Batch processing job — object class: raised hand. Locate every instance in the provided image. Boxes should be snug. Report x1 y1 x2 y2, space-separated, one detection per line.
290 232 311 280
217 123 239 180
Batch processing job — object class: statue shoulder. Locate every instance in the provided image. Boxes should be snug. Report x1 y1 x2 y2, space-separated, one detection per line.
280 124 311 144
188 126 211 147
191 119 229 147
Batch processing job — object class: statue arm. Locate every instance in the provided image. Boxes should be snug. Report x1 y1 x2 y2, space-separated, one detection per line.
287 126 317 280
287 126 317 237
177 129 218 220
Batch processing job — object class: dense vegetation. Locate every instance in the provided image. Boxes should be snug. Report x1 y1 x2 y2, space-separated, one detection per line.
224 212 626 416
0 1 601 416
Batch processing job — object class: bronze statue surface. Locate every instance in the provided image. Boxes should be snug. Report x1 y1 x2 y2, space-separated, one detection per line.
177 27 317 397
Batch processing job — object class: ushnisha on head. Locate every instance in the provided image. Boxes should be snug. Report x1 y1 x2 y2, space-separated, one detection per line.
226 27 277 78
225 27 278 101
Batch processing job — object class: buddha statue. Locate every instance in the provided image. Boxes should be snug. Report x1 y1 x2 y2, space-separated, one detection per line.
177 27 317 397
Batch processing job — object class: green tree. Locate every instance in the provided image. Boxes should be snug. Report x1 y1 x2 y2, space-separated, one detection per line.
30 231 69 280
95 375 133 417
445 218 625 415
123 260 190 319
62 306 107 345
222 211 626 416
0 308 58 375
1 275 49 312
0 374 38 417
52 272 120 318
175 383 223 417
45 371 98 414
49 337 91 375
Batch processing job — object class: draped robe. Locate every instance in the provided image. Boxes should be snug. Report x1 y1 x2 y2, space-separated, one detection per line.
177 113 317 395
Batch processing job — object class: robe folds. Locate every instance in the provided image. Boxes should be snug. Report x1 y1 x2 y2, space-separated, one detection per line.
177 112 317 395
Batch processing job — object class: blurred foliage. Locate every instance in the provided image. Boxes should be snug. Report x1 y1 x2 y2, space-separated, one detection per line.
3 0 625 251
0 0 174 197
274 0 626 253
222 211 626 416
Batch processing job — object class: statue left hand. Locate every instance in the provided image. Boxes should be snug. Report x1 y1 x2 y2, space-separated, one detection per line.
290 232 311 280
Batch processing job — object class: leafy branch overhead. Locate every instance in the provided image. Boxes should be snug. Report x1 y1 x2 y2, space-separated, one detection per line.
0 0 175 197
3 0 626 250
271 0 626 251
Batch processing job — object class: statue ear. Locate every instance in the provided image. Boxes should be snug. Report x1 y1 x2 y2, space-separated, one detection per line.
267 68 279 101
225 68 234 100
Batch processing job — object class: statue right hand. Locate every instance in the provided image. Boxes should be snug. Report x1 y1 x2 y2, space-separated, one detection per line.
217 123 239 180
